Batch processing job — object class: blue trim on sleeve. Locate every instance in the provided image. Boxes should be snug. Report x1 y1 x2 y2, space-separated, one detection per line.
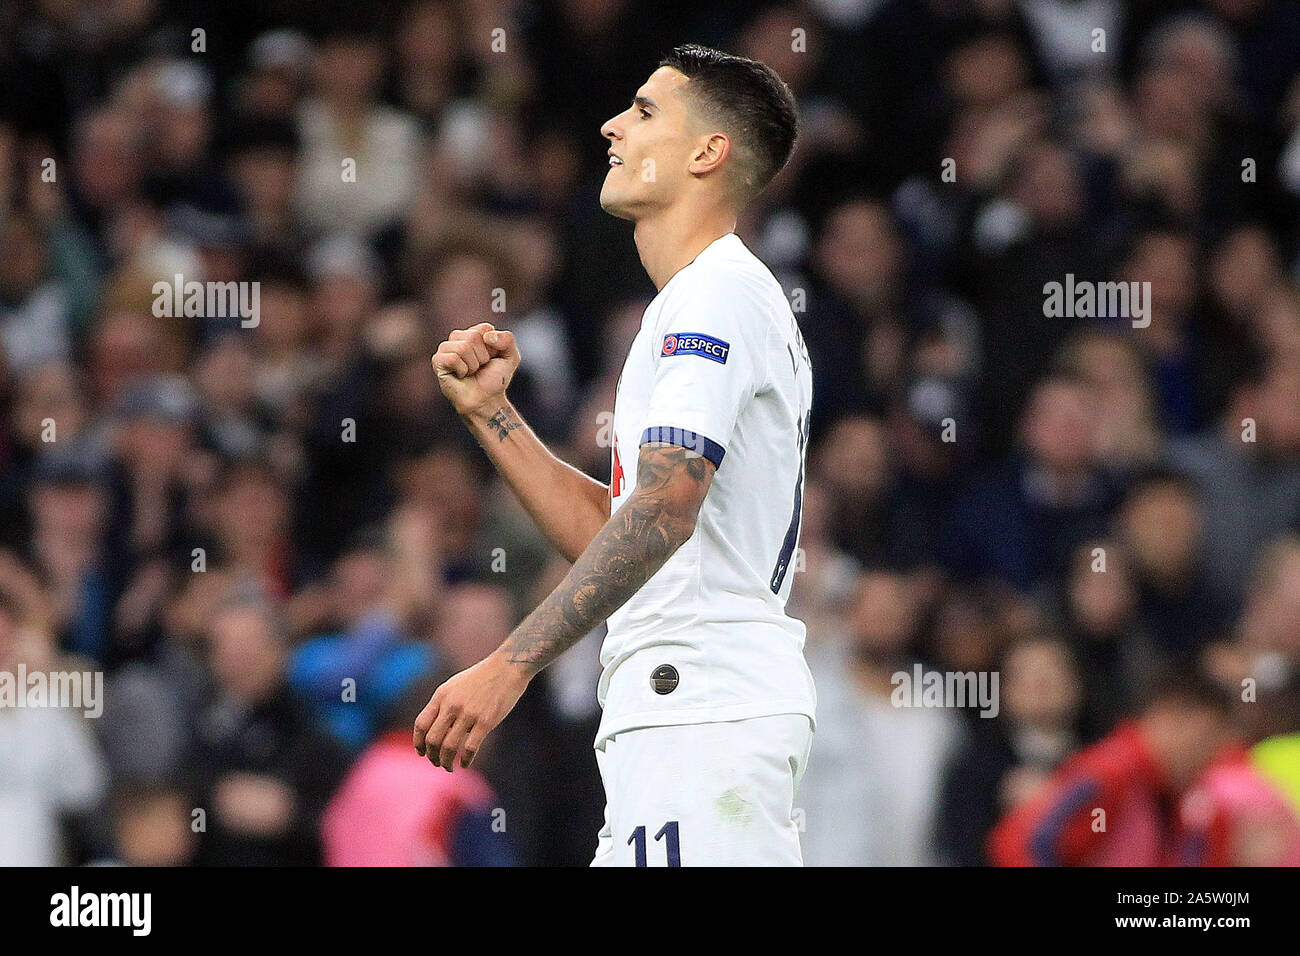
640 426 725 468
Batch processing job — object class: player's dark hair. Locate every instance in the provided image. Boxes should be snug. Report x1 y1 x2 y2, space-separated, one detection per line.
658 44 798 199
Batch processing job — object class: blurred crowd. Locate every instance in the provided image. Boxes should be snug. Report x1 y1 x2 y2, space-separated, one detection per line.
1 0 1299 866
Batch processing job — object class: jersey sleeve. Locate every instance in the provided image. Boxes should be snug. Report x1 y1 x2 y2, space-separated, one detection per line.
638 276 768 469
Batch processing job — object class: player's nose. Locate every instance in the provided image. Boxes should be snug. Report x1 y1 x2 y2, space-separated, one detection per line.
601 115 622 142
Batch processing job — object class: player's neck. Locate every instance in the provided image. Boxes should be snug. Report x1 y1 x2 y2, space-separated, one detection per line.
632 201 737 290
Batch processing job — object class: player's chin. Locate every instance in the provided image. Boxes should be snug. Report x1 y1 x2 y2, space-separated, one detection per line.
598 185 637 221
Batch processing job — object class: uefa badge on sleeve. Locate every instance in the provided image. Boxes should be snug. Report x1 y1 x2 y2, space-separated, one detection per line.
661 332 729 364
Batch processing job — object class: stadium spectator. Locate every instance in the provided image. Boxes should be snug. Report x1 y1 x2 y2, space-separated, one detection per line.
322 676 515 866
1168 358 1300 615
1113 469 1228 656
1054 538 1154 733
986 672 1299 866
942 371 1119 593
937 632 1084 866
799 570 963 865
288 527 438 750
103 780 199 866
0 574 106 866
189 594 348 865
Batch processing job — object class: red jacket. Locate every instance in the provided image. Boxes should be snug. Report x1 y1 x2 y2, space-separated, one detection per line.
988 721 1176 866
988 723 1300 866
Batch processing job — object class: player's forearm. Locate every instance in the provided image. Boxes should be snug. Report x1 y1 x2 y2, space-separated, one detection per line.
462 400 610 562
495 487 691 675
494 444 711 676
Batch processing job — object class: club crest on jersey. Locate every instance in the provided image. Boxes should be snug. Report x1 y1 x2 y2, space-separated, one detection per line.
661 332 730 364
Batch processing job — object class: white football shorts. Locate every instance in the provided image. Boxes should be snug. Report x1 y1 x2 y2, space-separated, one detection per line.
590 713 814 867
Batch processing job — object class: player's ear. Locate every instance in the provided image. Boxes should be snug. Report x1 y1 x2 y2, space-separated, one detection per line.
688 132 730 176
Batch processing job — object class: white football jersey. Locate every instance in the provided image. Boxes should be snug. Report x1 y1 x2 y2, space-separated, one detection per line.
597 233 816 744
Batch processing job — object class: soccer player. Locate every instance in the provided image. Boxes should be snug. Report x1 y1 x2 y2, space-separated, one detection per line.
414 44 815 866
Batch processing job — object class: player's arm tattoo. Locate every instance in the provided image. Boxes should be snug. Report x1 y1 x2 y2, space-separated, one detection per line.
499 442 714 674
485 406 523 442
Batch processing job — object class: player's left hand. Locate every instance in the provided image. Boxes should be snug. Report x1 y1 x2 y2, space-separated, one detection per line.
413 654 531 771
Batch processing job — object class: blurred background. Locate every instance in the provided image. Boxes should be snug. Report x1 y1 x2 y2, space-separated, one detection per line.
1 0 1299 867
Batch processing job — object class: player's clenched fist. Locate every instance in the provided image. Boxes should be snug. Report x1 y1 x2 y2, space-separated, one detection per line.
413 655 531 771
432 322 521 417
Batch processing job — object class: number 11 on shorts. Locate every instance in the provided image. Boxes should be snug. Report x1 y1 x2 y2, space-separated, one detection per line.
628 821 681 866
